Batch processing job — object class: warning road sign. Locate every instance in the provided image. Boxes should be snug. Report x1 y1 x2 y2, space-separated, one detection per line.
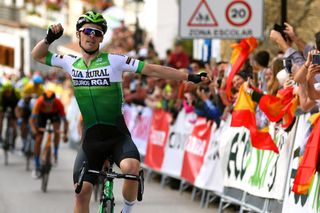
179 0 263 39
187 0 218 27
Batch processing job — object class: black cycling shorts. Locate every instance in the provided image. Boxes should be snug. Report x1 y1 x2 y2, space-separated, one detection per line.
73 124 140 185
37 112 61 128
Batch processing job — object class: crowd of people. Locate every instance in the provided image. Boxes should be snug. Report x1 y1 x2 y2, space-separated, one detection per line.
0 10 319 212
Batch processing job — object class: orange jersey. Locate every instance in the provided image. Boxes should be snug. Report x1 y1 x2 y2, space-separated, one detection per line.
32 96 66 117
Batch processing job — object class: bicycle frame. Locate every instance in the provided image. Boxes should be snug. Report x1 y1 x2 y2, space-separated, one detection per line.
98 163 116 213
3 107 14 165
24 125 35 171
40 120 54 192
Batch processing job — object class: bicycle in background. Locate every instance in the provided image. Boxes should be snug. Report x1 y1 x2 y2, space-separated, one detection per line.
24 126 35 171
39 120 54 192
2 107 15 165
76 158 144 213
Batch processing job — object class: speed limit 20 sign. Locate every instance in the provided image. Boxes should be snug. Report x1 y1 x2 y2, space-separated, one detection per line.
179 0 263 39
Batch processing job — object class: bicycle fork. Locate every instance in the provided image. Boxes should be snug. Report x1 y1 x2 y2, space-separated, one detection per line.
99 179 115 213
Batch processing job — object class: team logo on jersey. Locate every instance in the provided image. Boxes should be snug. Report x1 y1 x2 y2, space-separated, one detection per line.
72 68 111 87
73 78 111 87
72 69 84 78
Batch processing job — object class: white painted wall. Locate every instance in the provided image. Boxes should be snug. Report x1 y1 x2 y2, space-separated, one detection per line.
140 0 179 59
0 26 30 76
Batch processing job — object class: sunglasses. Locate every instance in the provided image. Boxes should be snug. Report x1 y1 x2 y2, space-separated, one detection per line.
79 27 104 37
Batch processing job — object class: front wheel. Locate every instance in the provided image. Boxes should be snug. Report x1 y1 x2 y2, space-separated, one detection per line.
25 136 33 171
41 171 49 192
3 149 8 165
102 200 114 213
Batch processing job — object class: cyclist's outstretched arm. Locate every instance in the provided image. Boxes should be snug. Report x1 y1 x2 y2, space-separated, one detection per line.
31 23 64 64
141 64 209 84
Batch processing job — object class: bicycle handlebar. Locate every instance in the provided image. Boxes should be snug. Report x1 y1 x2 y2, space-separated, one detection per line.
87 169 140 181
75 161 143 197
75 162 88 194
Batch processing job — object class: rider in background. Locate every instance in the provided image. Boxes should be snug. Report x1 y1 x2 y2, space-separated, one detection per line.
16 74 45 153
22 74 45 98
15 75 30 91
30 90 68 178
0 81 20 148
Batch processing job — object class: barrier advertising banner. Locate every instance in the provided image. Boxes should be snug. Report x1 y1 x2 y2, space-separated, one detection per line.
144 109 171 170
283 114 320 213
195 122 224 192
181 118 212 183
123 104 153 155
161 110 195 177
223 123 294 200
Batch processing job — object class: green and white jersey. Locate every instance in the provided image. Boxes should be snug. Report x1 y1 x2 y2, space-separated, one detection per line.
45 52 145 129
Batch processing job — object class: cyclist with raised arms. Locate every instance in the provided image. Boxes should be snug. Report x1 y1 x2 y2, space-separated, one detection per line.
31 10 207 213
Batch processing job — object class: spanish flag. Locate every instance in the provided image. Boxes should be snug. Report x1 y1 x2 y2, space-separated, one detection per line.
225 36 258 99
258 87 299 128
292 113 320 194
231 85 279 153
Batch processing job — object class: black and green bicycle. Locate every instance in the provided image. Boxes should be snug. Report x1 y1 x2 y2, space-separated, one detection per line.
75 159 144 213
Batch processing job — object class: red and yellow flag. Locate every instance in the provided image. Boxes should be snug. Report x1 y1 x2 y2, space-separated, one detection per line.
231 85 279 153
225 36 258 99
258 87 299 128
292 113 320 194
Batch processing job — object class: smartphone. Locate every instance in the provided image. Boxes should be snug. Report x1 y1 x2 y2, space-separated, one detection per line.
283 58 292 73
273 23 287 41
312 54 320 65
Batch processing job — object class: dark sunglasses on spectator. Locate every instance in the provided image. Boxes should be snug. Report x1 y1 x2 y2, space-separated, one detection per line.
79 27 104 37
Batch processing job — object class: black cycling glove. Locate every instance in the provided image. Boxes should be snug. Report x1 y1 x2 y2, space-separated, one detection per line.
187 72 207 83
45 25 63 45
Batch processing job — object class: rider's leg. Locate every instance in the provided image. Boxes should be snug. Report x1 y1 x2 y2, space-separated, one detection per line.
73 182 93 213
10 117 17 149
0 111 4 141
20 121 28 151
73 146 100 213
53 121 61 163
120 158 140 213
33 132 44 170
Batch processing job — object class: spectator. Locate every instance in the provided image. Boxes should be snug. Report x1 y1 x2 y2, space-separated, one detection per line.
124 77 147 106
267 58 284 96
190 59 205 74
194 81 225 127
145 78 166 109
251 50 270 92
269 28 305 67
168 41 189 69
232 70 248 94
146 48 161 65
162 49 172 66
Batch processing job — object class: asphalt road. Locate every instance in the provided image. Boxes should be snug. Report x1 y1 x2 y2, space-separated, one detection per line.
0 141 220 213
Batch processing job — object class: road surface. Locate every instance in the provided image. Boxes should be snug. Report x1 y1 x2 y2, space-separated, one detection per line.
0 141 221 213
